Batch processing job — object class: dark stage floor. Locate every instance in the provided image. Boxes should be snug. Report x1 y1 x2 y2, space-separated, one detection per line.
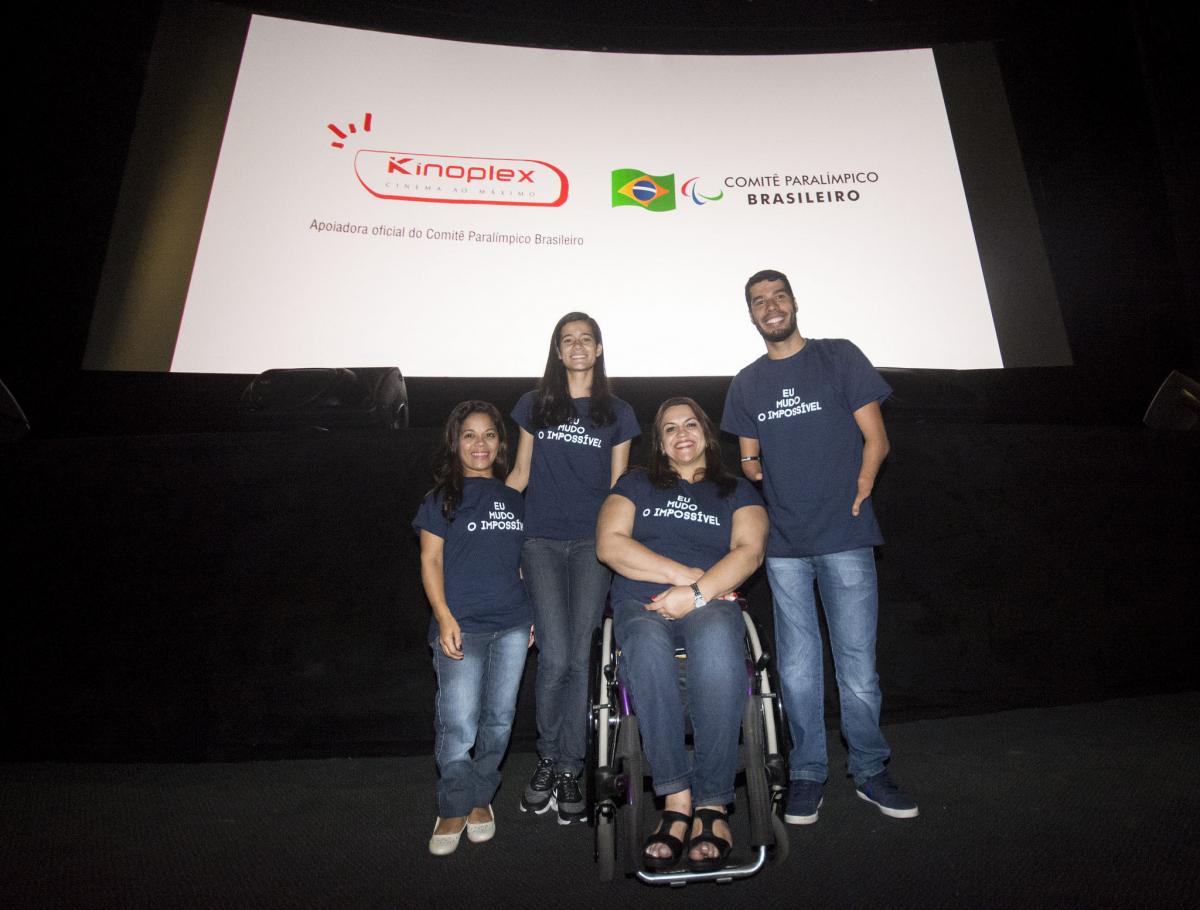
3 693 1197 909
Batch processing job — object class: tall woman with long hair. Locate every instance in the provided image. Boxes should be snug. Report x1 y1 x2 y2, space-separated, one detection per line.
414 400 533 855
506 312 640 824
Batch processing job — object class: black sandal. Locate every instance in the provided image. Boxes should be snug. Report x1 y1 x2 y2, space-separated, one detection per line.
643 810 692 871
687 807 732 872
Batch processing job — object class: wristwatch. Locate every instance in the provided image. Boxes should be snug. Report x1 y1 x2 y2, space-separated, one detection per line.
690 583 707 609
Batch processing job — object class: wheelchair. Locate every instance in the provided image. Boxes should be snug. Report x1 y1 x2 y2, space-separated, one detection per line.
587 597 790 885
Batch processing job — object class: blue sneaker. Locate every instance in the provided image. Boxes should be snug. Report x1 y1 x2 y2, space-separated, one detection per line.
855 771 919 818
783 779 823 825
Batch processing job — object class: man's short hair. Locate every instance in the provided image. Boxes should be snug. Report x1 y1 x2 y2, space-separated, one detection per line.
744 269 794 308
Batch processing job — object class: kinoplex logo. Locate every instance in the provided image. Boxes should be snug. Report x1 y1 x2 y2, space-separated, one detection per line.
354 150 569 207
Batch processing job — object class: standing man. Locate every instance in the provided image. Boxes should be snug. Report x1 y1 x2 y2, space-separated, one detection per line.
721 269 917 823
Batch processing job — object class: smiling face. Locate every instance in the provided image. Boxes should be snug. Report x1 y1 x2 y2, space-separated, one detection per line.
556 319 602 374
747 278 799 343
457 411 500 477
658 403 708 473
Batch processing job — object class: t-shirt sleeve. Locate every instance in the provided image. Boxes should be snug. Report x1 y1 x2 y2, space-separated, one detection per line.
613 399 641 445
511 391 535 433
730 477 765 511
412 492 447 538
610 470 645 505
836 341 892 411
721 370 759 439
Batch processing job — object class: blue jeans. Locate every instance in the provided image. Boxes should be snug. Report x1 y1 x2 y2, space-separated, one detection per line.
431 624 529 818
613 597 747 807
767 548 891 786
521 537 612 776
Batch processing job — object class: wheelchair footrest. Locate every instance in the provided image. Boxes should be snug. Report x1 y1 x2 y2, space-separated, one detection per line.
635 846 768 886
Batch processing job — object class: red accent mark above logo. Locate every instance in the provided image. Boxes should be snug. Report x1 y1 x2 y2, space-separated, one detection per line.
327 112 373 150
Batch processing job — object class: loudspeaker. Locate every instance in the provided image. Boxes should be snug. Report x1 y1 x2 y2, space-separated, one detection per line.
1143 370 1199 432
239 367 408 430
0 378 30 442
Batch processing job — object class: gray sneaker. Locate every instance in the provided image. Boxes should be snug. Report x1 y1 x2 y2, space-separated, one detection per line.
783 779 824 825
520 757 555 814
855 770 919 818
554 771 586 825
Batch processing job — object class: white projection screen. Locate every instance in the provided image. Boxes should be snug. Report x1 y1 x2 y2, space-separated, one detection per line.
86 7 1070 377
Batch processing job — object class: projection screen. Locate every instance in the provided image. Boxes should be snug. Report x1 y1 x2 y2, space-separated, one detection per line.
86 8 1070 376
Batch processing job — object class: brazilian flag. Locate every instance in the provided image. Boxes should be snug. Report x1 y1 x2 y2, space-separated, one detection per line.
612 169 676 212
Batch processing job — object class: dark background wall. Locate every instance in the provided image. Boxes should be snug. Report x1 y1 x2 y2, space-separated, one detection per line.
4 417 1195 761
3 0 1196 760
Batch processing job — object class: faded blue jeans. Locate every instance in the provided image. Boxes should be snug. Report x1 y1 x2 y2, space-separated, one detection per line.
521 537 612 776
431 624 529 818
767 548 891 786
613 597 747 807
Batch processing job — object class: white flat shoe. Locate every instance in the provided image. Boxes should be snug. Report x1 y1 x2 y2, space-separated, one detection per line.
466 805 495 843
429 817 467 855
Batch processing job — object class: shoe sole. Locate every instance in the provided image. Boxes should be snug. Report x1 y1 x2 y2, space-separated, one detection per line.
553 796 586 825
783 797 822 825
855 789 919 818
520 793 554 815
522 792 584 824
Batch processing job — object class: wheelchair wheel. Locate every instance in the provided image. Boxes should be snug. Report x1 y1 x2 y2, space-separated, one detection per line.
770 813 790 865
615 714 645 875
589 620 618 880
741 689 773 849
587 625 607 821
740 611 790 866
596 805 616 881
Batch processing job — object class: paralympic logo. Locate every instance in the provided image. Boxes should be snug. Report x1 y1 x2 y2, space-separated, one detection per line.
681 177 724 206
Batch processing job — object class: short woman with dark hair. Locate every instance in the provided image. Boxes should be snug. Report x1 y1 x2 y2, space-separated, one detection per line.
414 400 532 855
596 397 767 871
506 312 640 823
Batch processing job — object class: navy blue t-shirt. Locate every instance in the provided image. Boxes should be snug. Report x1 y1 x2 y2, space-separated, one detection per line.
412 476 532 637
511 392 640 540
721 338 891 558
607 469 764 604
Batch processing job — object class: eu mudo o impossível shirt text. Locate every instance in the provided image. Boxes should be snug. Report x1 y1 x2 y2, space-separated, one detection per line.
412 476 532 638
721 339 891 558
608 469 764 605
512 393 640 539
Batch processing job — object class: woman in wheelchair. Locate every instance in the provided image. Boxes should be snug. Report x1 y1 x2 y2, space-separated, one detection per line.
596 398 768 872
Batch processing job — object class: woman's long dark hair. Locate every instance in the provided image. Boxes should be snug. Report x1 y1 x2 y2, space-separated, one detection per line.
645 397 737 498
531 311 616 429
430 400 509 521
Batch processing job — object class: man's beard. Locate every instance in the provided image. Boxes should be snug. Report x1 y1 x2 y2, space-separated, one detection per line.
755 313 798 343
